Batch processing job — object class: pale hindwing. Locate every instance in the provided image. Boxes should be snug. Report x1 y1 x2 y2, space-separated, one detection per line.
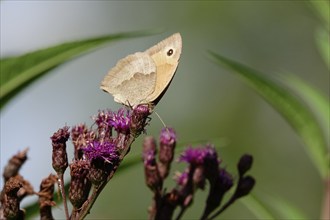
100 52 157 106
145 33 182 102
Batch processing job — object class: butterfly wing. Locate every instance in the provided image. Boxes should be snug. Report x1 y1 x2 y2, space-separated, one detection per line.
100 52 157 107
145 33 182 104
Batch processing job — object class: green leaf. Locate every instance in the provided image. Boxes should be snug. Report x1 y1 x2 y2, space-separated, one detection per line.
309 0 330 70
241 195 276 220
243 194 307 220
209 52 329 179
308 0 330 30
270 196 308 219
0 30 159 110
282 74 330 149
315 27 330 70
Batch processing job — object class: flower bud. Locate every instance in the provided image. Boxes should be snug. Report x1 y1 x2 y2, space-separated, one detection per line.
3 148 28 182
51 126 70 174
235 175 255 198
71 124 95 160
142 136 162 192
158 128 176 179
2 177 23 219
130 104 151 136
69 161 91 208
39 174 57 220
94 110 113 140
237 154 253 177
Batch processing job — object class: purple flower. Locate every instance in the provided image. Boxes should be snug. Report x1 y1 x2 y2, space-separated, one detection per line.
83 141 119 164
159 127 176 145
93 110 114 141
130 105 151 136
143 151 157 166
109 108 131 135
94 110 112 128
179 145 218 166
71 124 96 160
179 147 204 165
218 169 233 190
158 127 177 179
93 108 131 136
142 136 157 165
175 171 189 186
203 144 218 162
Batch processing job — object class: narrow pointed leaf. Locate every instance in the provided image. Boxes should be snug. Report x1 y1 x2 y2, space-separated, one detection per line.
309 0 330 30
282 74 330 149
0 30 159 109
271 196 308 219
241 195 276 220
209 52 328 179
309 0 330 70
315 28 330 70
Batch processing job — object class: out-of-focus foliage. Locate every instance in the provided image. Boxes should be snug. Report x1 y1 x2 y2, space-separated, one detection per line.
0 30 158 109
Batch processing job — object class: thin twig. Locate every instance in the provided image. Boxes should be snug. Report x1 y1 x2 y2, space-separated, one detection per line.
57 173 70 220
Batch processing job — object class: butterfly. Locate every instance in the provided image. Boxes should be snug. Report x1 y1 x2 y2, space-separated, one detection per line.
100 33 182 108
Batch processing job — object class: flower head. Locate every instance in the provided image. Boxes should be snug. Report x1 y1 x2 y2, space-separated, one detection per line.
158 127 177 179
159 127 176 145
71 124 95 160
83 141 119 164
130 104 151 136
179 147 204 165
218 169 233 191
179 145 218 166
93 110 113 140
109 108 131 135
174 171 189 186
94 110 111 128
159 127 176 162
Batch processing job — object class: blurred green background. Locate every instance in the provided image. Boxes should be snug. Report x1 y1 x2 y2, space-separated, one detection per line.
1 1 328 219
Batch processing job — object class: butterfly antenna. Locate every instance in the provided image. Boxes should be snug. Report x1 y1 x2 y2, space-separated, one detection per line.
154 111 168 129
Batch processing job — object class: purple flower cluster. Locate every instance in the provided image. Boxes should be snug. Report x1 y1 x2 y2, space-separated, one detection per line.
143 129 255 220
179 144 218 166
83 141 118 163
50 105 152 218
74 107 148 164
94 108 131 136
109 108 131 134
